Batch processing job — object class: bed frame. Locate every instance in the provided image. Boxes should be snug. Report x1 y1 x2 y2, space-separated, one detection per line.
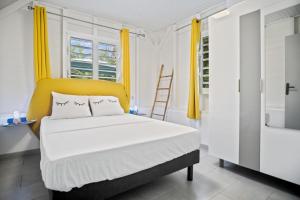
49 150 199 200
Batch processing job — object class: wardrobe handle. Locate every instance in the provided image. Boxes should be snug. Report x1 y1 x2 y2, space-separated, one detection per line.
238 79 240 92
286 82 296 95
260 79 263 93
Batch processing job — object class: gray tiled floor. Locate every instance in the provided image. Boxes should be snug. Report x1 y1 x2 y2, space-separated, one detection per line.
0 147 299 200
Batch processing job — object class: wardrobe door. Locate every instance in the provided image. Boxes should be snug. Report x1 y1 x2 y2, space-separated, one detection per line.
239 10 261 171
209 11 240 164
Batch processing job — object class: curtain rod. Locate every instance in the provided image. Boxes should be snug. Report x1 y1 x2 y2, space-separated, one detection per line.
27 6 145 38
175 8 227 32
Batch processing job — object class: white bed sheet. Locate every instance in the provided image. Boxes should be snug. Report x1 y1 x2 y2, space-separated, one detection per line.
40 114 200 192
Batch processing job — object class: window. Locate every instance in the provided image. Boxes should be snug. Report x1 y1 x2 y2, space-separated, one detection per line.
69 36 119 82
98 42 118 82
199 33 209 94
70 37 93 79
201 36 209 90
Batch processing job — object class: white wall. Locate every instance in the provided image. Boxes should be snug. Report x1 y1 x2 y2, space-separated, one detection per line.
0 0 18 9
0 8 40 154
138 14 214 145
0 2 157 154
136 33 159 110
0 8 34 115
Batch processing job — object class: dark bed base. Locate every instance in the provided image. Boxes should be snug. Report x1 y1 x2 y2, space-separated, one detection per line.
49 150 200 200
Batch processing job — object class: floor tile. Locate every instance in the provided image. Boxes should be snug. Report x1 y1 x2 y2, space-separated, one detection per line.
0 174 20 196
0 147 299 200
22 154 41 174
33 194 50 200
21 171 43 188
0 189 21 200
19 181 49 200
166 172 225 200
0 157 24 178
0 157 23 170
210 194 232 200
267 190 300 200
221 179 273 200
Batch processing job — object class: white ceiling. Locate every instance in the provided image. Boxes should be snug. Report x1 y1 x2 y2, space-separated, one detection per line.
41 0 225 31
0 0 18 9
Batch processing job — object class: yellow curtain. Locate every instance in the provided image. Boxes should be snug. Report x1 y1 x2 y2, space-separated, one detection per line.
120 28 131 104
187 19 201 120
34 6 51 83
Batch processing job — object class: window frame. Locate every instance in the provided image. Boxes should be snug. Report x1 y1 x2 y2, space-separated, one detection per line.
97 41 121 82
69 36 94 79
199 30 209 95
66 31 121 82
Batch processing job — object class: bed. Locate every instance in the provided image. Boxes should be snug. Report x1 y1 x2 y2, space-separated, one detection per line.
27 79 200 200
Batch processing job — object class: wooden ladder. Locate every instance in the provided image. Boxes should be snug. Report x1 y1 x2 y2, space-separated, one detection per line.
150 65 174 121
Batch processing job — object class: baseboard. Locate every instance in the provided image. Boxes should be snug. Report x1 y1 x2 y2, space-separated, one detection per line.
0 148 40 160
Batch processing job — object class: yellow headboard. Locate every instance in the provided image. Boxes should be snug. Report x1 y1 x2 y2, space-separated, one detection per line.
27 78 130 137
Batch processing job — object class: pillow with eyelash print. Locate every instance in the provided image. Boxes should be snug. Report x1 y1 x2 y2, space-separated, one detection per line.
89 96 124 117
51 92 92 119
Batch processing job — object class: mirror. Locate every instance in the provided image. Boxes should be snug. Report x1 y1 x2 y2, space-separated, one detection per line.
265 4 300 130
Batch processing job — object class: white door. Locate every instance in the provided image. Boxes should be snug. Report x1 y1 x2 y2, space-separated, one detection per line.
285 34 300 129
208 9 240 164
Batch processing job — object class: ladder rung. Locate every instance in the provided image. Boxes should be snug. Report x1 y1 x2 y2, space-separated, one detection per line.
152 113 164 117
150 65 173 121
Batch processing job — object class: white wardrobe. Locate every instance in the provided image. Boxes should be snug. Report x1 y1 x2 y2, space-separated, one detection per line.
209 0 300 185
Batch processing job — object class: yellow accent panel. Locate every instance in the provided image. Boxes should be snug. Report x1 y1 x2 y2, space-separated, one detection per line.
27 78 130 136
120 28 131 104
34 6 51 83
187 19 201 120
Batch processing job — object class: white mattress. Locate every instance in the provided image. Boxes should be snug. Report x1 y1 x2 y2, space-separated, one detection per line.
40 114 200 192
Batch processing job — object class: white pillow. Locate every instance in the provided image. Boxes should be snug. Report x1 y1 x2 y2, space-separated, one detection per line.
89 96 124 116
51 92 91 119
